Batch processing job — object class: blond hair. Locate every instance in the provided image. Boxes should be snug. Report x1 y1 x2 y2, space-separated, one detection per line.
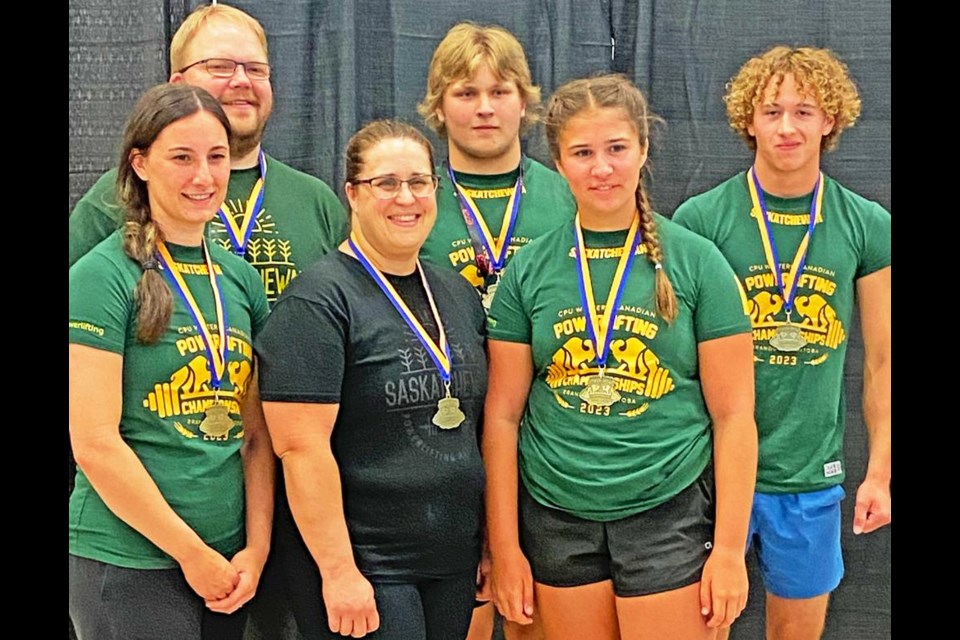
418 22 541 137
724 46 861 152
170 2 268 72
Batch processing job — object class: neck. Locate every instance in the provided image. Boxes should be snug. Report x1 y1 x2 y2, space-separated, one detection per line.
156 222 206 247
231 143 262 170
342 233 417 276
752 158 821 198
448 140 522 175
578 205 638 232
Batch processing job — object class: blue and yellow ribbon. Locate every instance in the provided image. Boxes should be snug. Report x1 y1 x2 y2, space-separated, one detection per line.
218 150 267 255
574 212 642 368
447 162 523 274
347 233 451 383
156 239 228 390
747 166 824 315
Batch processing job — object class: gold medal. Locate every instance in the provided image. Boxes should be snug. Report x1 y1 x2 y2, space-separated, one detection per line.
433 395 466 430
481 275 500 312
578 370 621 407
770 312 807 352
200 402 235 438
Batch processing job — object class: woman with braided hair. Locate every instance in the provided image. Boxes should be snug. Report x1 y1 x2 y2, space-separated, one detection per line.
483 73 758 639
69 83 273 639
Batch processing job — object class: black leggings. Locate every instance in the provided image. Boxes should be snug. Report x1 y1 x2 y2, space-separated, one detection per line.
276 513 476 640
69 554 247 640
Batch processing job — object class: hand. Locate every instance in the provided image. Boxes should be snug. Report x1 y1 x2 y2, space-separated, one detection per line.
322 567 379 637
491 548 535 625
205 547 268 614
475 547 493 602
178 545 241 601
699 546 748 629
853 477 891 535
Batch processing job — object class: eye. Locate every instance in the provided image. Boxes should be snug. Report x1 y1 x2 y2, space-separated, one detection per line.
408 176 431 189
372 177 400 191
572 149 592 158
209 152 228 162
173 154 192 162
609 144 628 153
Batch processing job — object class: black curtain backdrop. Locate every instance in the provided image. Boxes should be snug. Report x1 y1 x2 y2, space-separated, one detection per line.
68 2 891 638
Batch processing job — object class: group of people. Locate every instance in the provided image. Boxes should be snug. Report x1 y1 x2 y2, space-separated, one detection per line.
68 3 890 640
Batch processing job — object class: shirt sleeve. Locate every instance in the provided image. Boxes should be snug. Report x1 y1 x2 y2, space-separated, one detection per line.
486 252 532 344
68 253 133 354
856 201 892 279
69 172 124 267
255 292 347 403
693 244 752 343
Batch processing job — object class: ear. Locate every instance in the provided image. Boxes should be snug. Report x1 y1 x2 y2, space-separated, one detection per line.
637 141 649 169
345 181 359 211
821 113 836 137
746 122 756 138
554 157 568 180
435 107 445 124
130 150 149 182
520 97 527 120
169 73 185 85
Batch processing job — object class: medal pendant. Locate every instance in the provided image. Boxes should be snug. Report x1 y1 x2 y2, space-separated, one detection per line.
433 396 466 430
770 322 807 352
200 402 235 438
481 281 498 312
578 374 621 407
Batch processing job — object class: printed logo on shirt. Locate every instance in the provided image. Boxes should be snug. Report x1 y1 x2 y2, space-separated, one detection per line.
210 206 298 302
750 208 824 226
741 264 846 366
546 305 674 416
141 328 254 440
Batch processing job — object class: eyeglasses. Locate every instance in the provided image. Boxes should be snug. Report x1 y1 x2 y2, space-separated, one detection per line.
353 175 441 199
178 58 271 80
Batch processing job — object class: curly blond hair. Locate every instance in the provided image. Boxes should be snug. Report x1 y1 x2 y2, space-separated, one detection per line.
724 46 861 152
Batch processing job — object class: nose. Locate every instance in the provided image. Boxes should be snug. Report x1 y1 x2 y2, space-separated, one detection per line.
777 112 797 135
229 63 252 87
194 158 214 184
477 92 494 116
591 154 614 177
394 181 417 203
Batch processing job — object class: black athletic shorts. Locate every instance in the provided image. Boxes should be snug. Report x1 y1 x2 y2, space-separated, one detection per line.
519 463 715 597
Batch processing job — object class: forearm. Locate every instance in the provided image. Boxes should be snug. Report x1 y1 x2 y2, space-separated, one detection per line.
482 417 523 557
239 428 275 562
862 357 891 484
282 446 358 579
73 434 209 563
711 413 757 552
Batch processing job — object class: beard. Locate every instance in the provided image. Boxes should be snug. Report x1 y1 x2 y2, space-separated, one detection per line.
229 120 268 160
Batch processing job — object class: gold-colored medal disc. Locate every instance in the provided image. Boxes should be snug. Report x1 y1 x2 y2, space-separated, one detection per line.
578 374 621 407
769 322 807 352
433 395 466 429
200 402 235 438
481 281 498 312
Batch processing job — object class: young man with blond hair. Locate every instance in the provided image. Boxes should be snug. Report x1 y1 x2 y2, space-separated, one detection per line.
673 45 891 640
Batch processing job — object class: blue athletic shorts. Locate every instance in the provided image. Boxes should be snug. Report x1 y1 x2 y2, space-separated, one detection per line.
747 485 845 599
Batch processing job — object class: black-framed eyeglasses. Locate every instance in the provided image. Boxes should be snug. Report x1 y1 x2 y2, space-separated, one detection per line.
178 58 271 80
353 175 441 199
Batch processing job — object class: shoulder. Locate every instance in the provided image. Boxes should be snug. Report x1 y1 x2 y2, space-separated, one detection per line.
823 175 891 220
276 250 356 302
264 154 340 199
70 230 132 276
674 172 747 219
72 169 124 223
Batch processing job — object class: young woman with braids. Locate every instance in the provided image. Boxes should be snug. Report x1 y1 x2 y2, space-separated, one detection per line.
483 74 758 639
68 83 273 640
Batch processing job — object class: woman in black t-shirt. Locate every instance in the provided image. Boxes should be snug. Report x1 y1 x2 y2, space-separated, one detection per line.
256 120 488 640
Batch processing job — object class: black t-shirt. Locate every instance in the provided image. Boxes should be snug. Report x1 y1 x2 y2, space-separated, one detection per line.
256 250 487 580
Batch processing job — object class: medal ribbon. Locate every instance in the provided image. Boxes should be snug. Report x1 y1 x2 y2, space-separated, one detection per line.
447 159 524 275
347 233 452 384
218 150 267 255
574 212 642 368
155 239 228 390
747 166 823 315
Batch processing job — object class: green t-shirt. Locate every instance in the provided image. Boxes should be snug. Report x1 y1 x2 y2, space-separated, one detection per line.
419 156 575 291
68 231 269 569
68 154 348 304
487 214 751 521
673 171 891 494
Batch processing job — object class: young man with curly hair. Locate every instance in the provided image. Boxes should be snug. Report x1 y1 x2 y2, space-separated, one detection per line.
673 46 891 640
